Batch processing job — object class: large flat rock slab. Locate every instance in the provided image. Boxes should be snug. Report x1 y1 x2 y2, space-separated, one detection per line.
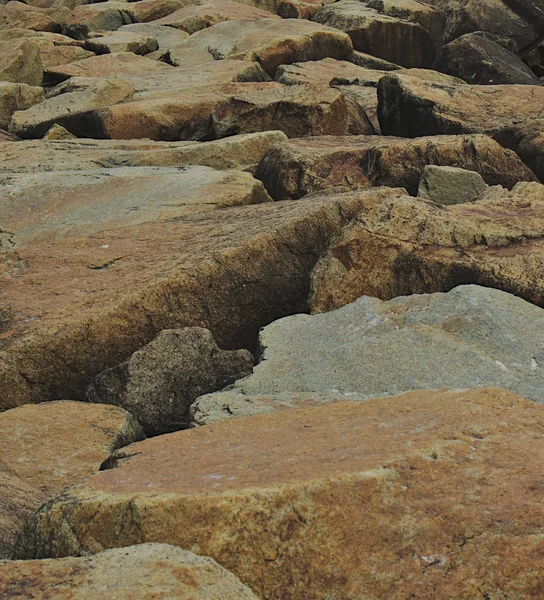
0 187 396 411
310 182 544 311
14 387 544 600
0 544 259 599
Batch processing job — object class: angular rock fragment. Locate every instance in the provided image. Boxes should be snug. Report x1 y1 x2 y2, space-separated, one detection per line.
417 165 488 204
0 544 260 599
87 328 253 435
0 2 69 34
495 119 544 181
14 387 544 600
310 183 544 311
0 38 42 86
64 2 136 39
255 134 536 199
0 81 43 129
118 22 189 54
84 31 158 56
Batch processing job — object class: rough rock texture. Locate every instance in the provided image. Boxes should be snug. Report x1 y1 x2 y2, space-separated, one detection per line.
0 132 288 173
14 387 544 600
86 328 253 435
0 401 145 496
417 165 488 204
64 3 138 39
0 461 44 559
0 544 260 599
313 0 436 68
10 77 134 138
0 38 42 86
167 18 354 76
310 183 544 311
255 134 536 200
495 120 544 182
198 285 544 411
0 188 394 411
0 3 69 34
118 22 189 53
0 81 43 129
378 74 544 137
434 32 541 84
84 31 159 56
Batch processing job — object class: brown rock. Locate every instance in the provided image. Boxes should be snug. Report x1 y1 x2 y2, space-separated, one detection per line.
0 544 260 599
167 18 353 76
84 31 158 56
14 388 544 600
310 182 544 312
0 2 69 33
495 119 544 182
0 401 145 497
117 23 190 53
42 123 76 139
0 38 42 86
153 0 278 35
255 134 537 200
0 128 17 141
0 185 376 410
378 73 544 137
64 2 136 39
0 81 43 129
36 40 94 69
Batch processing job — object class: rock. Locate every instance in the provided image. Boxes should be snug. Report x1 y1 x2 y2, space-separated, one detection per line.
0 461 44 559
352 50 401 69
433 32 541 84
0 39 42 86
0 544 260 599
310 183 544 312
35 40 93 69
255 134 536 200
0 186 386 410
84 31 159 56
378 73 544 137
42 123 76 139
64 3 137 39
195 285 544 411
118 22 189 53
167 18 353 76
13 387 544 600
210 83 372 139
0 128 17 141
0 2 69 33
417 165 488 204
86 328 253 435
0 401 145 496
494 119 544 182
0 81 43 129
10 77 135 138
313 0 436 68
0 131 288 173
153 0 278 35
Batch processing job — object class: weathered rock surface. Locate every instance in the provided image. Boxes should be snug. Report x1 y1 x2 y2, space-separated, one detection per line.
199 285 544 413
313 0 436 68
255 134 536 199
0 38 42 86
0 188 392 411
10 77 134 138
84 30 159 56
378 73 544 137
14 387 544 600
0 131 287 173
64 2 141 39
495 119 544 182
0 2 69 34
0 401 145 496
0 81 42 129
87 328 253 435
167 18 353 76
0 461 44 559
118 22 189 53
310 183 544 311
0 544 260 599
417 165 488 204
434 32 541 84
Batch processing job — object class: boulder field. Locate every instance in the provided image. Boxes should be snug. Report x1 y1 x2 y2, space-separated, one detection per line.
1 0 544 597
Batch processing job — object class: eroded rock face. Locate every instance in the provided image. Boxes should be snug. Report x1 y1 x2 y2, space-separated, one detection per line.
0 81 42 129
255 134 536 200
378 74 544 137
495 120 544 182
83 31 159 56
310 183 544 311
14 388 544 600
86 328 253 435
0 38 42 86
0 544 260 599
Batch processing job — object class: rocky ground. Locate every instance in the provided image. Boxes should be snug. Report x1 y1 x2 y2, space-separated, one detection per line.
0 0 543 597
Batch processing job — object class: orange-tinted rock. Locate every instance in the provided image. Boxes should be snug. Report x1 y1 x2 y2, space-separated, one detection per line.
495 119 544 182
14 388 544 600
0 2 69 33
0 81 43 129
310 182 544 312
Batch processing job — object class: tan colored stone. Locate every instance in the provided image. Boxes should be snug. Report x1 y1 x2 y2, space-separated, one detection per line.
14 388 544 600
495 119 544 182
0 128 17 141
36 40 94 69
0 544 260 599
0 131 287 173
0 2 69 33
0 39 42 86
0 190 386 410
255 134 537 200
63 2 137 39
84 30 158 55
167 18 353 76
378 73 544 137
42 123 76 139
0 81 43 129
154 0 278 34
310 182 544 312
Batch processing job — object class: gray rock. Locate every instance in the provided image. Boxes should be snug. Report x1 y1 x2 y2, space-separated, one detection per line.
190 285 544 425
417 165 488 204
86 328 254 435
